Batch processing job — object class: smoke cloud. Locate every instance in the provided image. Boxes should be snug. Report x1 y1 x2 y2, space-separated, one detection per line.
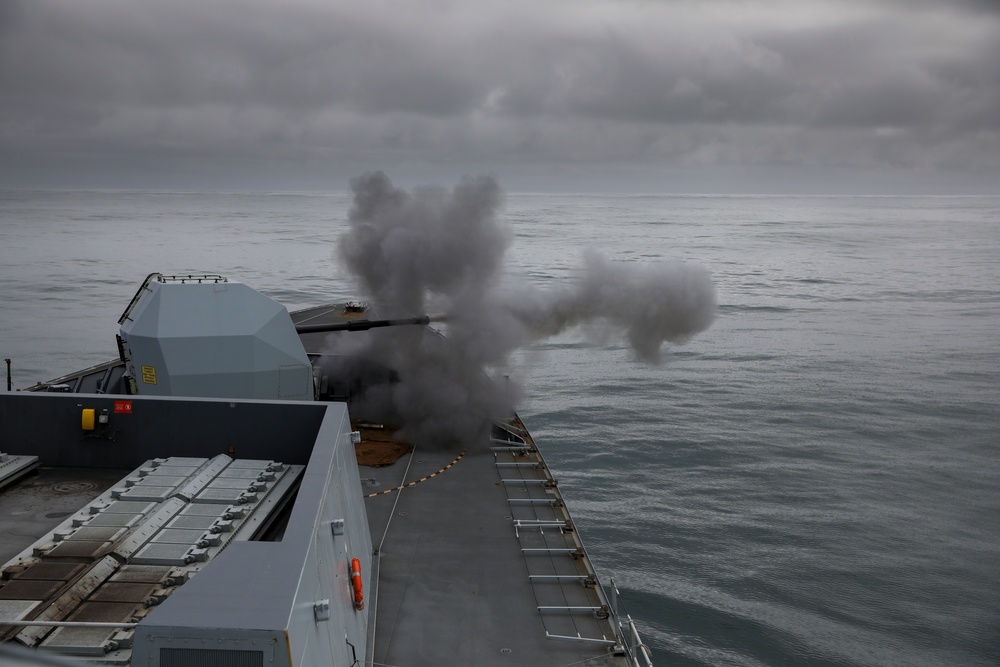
327 171 716 446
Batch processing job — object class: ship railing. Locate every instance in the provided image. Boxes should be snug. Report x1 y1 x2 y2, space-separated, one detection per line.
118 272 164 324
118 272 228 324
606 577 653 667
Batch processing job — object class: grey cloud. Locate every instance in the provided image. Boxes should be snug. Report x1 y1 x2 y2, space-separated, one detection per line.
493 8 1000 133
759 18 1000 131
0 0 997 191
2 2 472 113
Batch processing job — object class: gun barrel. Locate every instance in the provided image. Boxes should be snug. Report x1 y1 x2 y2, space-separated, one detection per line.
295 315 431 335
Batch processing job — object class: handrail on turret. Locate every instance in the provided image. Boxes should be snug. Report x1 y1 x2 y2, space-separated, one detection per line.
118 273 229 324
118 272 163 324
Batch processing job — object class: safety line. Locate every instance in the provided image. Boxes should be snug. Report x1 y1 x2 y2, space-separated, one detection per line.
364 451 465 498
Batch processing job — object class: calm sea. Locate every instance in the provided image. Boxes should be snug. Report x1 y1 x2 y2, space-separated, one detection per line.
1 190 998 666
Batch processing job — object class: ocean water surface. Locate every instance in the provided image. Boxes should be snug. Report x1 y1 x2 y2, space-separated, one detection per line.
1 190 998 666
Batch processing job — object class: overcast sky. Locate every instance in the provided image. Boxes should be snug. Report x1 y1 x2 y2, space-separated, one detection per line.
1 0 997 193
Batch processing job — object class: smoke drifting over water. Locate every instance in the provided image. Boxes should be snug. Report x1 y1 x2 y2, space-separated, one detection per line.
328 171 716 446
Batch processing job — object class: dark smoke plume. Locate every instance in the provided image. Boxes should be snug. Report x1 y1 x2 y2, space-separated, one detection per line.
327 171 716 447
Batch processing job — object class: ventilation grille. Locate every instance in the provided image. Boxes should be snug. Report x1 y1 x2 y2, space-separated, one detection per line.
160 647 264 667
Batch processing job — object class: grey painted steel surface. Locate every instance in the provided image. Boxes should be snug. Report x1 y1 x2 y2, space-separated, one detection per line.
131 403 371 667
359 437 624 667
119 277 313 401
0 293 647 666
0 393 326 469
0 453 39 489
0 399 371 667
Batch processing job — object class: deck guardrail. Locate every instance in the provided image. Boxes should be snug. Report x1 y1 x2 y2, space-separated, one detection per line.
607 577 653 667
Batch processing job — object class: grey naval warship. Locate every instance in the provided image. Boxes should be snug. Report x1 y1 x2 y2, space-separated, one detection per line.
0 273 652 667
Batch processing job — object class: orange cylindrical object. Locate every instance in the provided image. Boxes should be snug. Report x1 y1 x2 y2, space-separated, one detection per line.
350 557 364 610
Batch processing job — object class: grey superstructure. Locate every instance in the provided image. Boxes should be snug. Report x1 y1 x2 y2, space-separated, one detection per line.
0 274 651 667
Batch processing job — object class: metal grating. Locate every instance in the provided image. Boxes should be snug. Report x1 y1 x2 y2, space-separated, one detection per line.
77 512 142 527
0 455 300 656
39 625 117 656
0 579 62 600
166 515 218 530
131 543 193 566
160 647 264 667
43 540 113 559
140 466 200 477
0 599 37 622
115 485 176 502
99 501 156 515
11 562 85 581
192 488 246 504
108 564 172 584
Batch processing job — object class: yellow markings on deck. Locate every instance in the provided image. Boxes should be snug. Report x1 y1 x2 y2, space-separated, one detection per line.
364 451 465 498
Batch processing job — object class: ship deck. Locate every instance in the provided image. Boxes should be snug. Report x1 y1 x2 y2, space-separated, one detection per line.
0 467 131 566
0 302 644 666
295 305 631 667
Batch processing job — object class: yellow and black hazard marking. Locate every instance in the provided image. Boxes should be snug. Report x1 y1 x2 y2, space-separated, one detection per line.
364 451 465 498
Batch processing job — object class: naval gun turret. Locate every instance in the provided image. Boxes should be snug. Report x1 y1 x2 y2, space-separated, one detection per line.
117 273 314 400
